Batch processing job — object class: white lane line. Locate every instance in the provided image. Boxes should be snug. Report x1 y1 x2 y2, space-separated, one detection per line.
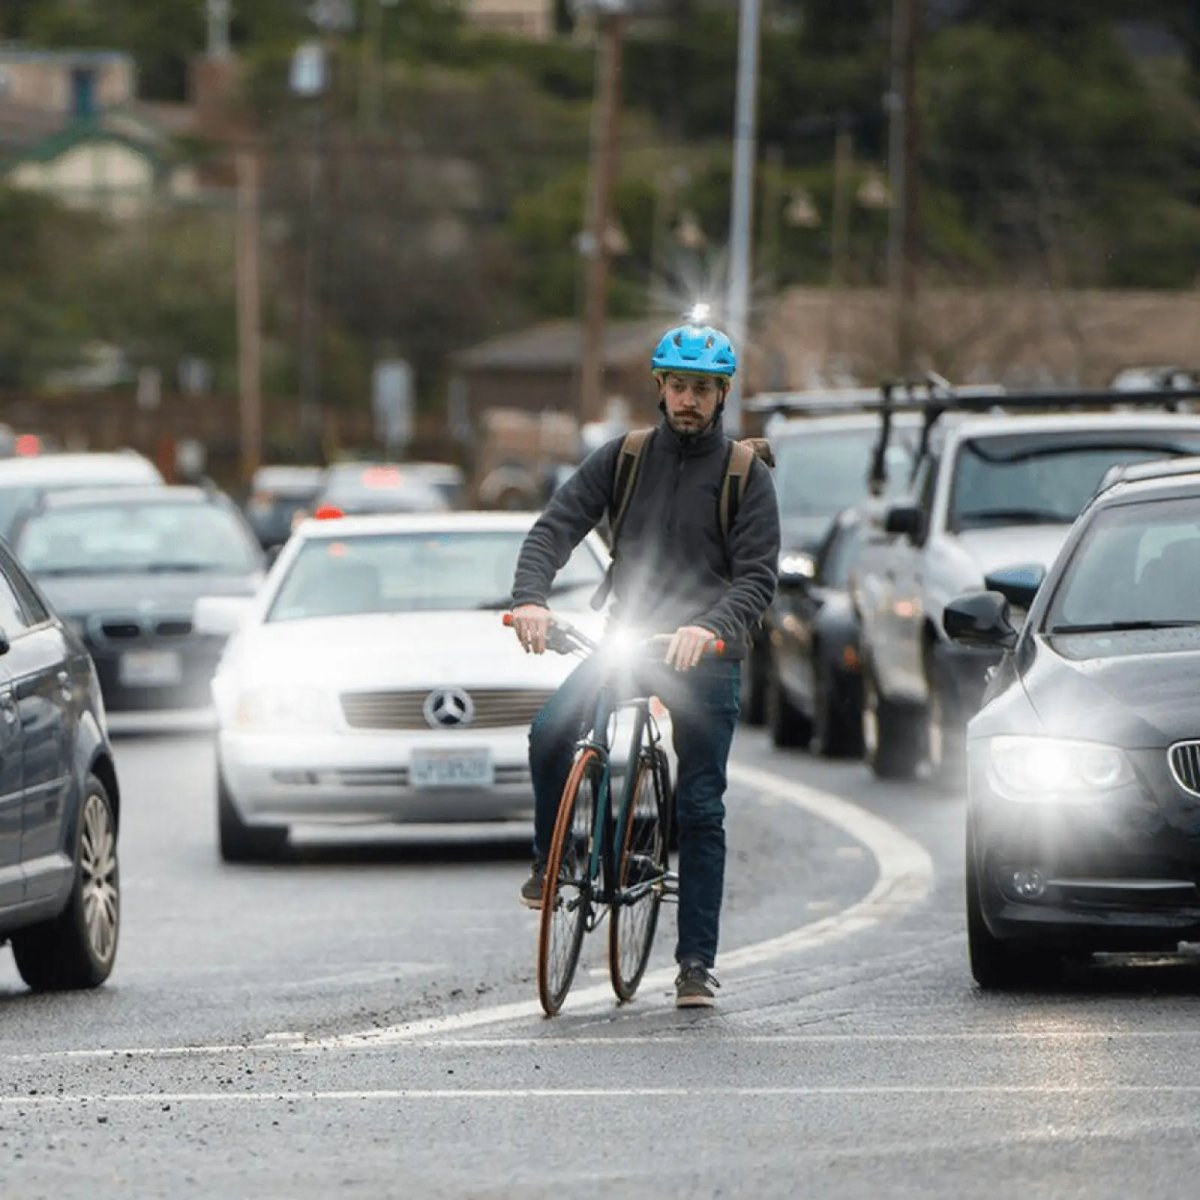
5 1085 1200 1107
12 1027 1199 1063
306 762 934 1047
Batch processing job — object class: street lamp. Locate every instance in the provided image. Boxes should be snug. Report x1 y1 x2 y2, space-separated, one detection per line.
725 0 763 436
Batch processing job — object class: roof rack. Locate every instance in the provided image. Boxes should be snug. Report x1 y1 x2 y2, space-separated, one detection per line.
749 371 1200 495
1098 454 1200 493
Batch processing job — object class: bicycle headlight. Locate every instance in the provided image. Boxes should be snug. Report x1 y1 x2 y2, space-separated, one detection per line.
986 735 1134 801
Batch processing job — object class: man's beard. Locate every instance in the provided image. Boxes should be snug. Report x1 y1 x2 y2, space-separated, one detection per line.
662 404 719 439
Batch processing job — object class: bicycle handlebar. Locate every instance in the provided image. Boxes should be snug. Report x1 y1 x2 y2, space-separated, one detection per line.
502 612 725 658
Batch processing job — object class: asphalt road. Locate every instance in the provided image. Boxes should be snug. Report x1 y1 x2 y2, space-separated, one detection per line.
4 727 1200 1198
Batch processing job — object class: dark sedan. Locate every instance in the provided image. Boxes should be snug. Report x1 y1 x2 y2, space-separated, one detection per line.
763 506 868 756
948 460 1200 988
12 486 263 712
0 537 121 991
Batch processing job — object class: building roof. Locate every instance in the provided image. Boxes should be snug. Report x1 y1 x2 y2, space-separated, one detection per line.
4 117 163 170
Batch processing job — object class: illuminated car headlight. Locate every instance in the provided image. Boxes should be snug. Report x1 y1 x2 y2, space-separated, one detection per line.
986 735 1135 801
234 686 335 731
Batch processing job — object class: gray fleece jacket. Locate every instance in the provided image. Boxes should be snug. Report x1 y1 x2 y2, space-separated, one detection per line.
511 416 780 658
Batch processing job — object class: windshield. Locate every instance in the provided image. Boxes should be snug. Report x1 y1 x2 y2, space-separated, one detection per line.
1045 496 1200 632
16 503 260 575
266 530 605 622
949 433 1200 531
773 427 914 519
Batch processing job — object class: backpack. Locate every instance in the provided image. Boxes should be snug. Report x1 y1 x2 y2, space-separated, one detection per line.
591 428 775 610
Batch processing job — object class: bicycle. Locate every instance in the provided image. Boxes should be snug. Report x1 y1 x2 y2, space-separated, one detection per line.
504 612 723 1016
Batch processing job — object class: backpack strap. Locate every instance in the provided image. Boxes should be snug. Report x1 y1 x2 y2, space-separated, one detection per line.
608 427 655 549
719 439 756 544
591 427 654 611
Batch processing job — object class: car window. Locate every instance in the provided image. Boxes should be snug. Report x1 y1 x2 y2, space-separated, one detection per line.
0 548 49 625
818 522 866 588
0 487 40 539
949 433 1200 532
0 565 31 638
1046 496 1200 629
773 428 914 520
267 530 605 622
16 503 260 575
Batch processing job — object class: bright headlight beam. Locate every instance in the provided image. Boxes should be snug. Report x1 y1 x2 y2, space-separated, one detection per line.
986 735 1134 801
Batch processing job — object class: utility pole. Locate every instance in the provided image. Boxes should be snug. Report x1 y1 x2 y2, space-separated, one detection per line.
826 120 854 362
887 0 921 376
235 148 263 486
578 6 627 425
724 0 763 436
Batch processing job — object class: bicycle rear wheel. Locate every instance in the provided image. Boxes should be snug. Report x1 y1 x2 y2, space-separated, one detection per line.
608 746 670 1002
537 748 600 1016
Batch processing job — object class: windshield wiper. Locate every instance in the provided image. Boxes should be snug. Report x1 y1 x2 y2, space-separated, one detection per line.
956 508 1074 527
1049 620 1200 634
145 563 223 573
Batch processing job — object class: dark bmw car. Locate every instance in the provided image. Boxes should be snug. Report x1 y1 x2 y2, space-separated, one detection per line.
947 459 1200 989
11 486 264 713
763 506 869 756
0 537 121 991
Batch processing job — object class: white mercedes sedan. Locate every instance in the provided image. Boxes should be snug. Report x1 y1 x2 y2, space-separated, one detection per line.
196 511 612 861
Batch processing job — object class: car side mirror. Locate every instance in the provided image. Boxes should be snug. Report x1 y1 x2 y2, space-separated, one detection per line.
777 550 816 591
884 503 922 539
0 627 10 656
983 563 1045 611
193 595 254 637
944 591 1017 650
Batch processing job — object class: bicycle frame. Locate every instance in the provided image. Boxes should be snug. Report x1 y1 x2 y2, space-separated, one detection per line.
575 680 666 927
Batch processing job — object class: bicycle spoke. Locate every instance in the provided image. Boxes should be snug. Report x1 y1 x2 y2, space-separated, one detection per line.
609 748 668 1001
538 750 599 1015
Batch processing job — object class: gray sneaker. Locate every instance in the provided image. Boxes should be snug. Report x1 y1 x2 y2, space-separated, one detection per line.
519 860 546 909
675 959 719 1008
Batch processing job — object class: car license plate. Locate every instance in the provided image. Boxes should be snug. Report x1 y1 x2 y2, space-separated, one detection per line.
410 748 494 789
118 649 183 687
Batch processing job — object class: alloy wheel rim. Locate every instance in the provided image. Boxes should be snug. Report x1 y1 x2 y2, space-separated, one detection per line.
80 792 119 964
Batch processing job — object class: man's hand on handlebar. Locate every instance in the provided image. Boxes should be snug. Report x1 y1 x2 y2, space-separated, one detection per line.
665 624 719 672
511 603 551 655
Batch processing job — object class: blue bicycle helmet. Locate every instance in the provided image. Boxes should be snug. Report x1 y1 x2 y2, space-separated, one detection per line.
651 324 737 379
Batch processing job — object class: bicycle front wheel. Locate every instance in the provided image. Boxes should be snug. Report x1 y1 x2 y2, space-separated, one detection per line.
608 746 670 1002
537 748 600 1016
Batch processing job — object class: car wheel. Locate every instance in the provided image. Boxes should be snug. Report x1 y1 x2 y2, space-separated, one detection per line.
218 771 288 863
966 814 1061 990
766 656 811 749
740 637 767 726
813 657 862 759
861 663 923 780
11 774 119 991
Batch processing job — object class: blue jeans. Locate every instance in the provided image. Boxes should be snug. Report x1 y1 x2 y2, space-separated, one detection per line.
528 655 741 969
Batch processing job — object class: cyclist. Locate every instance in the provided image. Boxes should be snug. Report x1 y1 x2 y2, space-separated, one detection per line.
509 319 780 1008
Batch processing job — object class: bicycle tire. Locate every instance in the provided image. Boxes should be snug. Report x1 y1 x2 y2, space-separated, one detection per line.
608 745 670 1002
537 747 600 1016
